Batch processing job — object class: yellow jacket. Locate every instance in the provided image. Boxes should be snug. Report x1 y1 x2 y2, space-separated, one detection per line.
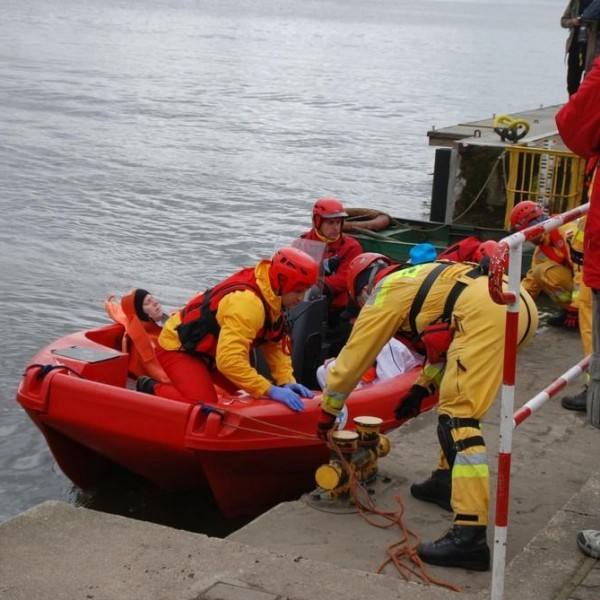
321 261 536 416
322 262 477 413
159 260 295 397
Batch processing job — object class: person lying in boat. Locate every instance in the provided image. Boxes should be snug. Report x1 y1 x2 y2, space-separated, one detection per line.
509 200 582 329
316 251 538 572
300 197 363 356
316 337 423 390
105 288 171 384
136 247 319 412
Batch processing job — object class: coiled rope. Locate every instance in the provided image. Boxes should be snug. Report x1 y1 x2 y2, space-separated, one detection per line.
324 429 462 592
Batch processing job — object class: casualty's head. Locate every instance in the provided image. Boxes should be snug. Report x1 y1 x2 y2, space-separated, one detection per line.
347 252 393 307
312 197 348 241
269 247 319 309
133 289 163 322
509 201 548 244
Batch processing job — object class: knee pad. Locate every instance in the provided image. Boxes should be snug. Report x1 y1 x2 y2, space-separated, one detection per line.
437 415 484 469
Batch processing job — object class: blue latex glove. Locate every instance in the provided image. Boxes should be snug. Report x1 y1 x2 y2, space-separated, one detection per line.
267 385 305 412
283 382 314 398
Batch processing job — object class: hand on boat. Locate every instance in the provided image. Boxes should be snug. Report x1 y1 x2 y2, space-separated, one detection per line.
267 385 305 412
283 382 314 398
394 384 430 420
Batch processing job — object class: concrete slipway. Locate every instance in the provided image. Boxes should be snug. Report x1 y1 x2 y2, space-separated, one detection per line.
1 323 599 600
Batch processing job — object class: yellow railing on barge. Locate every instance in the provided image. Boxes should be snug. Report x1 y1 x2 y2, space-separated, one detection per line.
503 144 587 229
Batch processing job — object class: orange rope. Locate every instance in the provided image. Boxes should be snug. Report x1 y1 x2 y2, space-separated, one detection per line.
326 431 462 593
212 405 318 440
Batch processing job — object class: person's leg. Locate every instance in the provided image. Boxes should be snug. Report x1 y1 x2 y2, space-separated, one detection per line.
416 279 537 571
567 47 585 96
153 348 219 403
562 281 592 411
586 289 600 427
532 261 574 309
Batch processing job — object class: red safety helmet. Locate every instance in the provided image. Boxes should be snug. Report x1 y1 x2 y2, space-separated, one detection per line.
346 252 392 303
509 201 546 232
472 240 498 263
312 197 349 229
270 247 319 295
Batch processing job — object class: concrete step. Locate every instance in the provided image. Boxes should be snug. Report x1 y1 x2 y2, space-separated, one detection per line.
1 323 597 600
228 323 600 597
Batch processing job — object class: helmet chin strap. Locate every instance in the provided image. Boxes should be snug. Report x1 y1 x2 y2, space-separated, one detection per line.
314 228 340 244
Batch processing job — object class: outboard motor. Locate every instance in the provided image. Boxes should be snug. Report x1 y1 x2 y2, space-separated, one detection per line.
251 296 328 390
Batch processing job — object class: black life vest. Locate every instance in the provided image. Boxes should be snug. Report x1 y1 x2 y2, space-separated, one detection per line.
176 267 286 359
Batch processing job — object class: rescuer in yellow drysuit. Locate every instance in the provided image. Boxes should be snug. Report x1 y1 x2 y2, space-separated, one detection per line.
317 257 538 571
510 200 581 328
561 215 593 410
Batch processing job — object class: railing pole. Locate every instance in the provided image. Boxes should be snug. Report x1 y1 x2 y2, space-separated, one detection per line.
488 202 589 600
491 243 522 600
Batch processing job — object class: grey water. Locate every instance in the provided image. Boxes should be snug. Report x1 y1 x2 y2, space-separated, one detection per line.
0 0 569 531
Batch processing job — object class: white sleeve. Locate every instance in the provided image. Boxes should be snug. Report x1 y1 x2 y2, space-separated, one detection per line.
375 339 423 380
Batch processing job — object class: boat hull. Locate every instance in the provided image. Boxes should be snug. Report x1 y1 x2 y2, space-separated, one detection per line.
17 323 432 518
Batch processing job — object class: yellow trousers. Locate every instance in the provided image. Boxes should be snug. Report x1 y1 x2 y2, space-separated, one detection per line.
522 261 574 308
579 280 592 357
436 277 538 526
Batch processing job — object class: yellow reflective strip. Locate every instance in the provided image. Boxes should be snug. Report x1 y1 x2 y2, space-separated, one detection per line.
321 392 347 412
453 464 489 479
370 264 429 308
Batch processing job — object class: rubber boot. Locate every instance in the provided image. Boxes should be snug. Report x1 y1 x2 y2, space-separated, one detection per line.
135 376 156 395
546 309 567 327
561 387 587 412
410 469 452 512
417 525 491 571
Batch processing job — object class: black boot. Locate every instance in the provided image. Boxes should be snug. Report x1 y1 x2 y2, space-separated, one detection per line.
546 310 567 327
135 376 156 395
561 387 587 412
417 525 490 571
410 469 452 512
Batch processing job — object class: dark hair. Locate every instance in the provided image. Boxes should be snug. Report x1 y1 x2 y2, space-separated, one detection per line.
133 289 151 321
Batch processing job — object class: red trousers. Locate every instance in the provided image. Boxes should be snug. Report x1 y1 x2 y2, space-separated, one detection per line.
154 347 238 402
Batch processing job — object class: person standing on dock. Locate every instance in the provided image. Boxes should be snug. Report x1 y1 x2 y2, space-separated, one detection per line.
561 0 594 96
300 197 363 356
556 55 600 428
316 256 538 571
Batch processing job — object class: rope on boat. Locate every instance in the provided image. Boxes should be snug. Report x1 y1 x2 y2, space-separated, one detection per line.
448 151 506 225
24 363 86 379
197 402 319 440
322 429 462 592
344 152 507 241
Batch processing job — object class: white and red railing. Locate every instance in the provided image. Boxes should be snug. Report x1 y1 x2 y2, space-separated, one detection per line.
487 202 590 600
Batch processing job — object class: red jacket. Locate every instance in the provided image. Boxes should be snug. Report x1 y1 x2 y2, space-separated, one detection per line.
556 56 600 290
301 229 363 311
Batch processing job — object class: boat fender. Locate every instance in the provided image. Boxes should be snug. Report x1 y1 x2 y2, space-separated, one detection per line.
342 208 393 233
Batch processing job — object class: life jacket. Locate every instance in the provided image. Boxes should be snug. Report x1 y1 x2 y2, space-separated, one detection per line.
404 262 483 364
538 228 573 268
436 236 482 262
104 292 171 383
175 267 288 361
